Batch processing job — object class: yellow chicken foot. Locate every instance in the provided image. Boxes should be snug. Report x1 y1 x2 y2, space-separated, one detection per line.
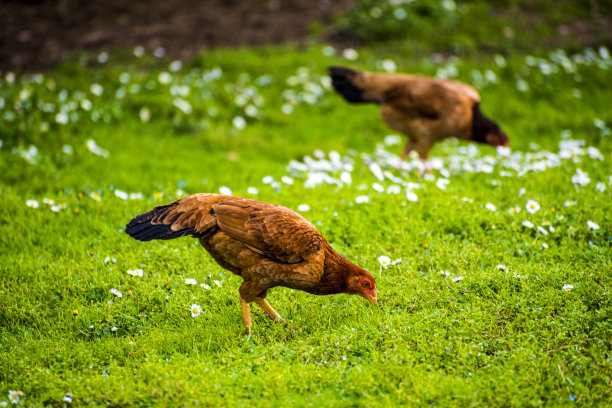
255 297 285 322
240 298 253 333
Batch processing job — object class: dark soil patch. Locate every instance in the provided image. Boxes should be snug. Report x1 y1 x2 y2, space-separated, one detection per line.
0 0 354 72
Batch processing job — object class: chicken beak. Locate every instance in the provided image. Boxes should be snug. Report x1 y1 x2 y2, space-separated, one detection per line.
365 294 377 306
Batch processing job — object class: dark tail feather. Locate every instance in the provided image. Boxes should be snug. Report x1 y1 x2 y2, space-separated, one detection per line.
125 204 196 242
328 66 370 104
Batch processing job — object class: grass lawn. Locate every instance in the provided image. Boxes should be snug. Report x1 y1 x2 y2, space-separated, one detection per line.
1 22 611 408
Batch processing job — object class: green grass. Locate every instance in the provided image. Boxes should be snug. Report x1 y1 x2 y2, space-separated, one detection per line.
1 35 612 408
330 0 611 56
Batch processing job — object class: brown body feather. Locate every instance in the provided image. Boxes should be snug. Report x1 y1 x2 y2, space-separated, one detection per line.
329 66 507 161
125 194 376 313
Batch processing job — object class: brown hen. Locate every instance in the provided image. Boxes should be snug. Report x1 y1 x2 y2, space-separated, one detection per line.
329 66 508 163
125 194 377 332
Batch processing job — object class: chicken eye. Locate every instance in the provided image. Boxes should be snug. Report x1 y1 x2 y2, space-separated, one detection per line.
362 281 370 288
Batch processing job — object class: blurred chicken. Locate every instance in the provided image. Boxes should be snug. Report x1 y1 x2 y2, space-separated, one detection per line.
329 66 508 163
125 194 377 332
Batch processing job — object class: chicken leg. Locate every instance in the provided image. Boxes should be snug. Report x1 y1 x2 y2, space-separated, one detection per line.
240 298 253 333
400 140 433 174
240 297 285 333
255 297 285 322
400 140 415 161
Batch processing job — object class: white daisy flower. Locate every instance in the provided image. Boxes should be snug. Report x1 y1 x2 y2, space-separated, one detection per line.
213 280 222 287
494 54 506 67
406 191 418 202
90 83 104 96
452 276 464 282
185 278 197 285
322 45 336 56
596 182 606 193
111 326 118 332
518 188 526 196
342 48 359 60
381 59 397 72
378 256 391 269
114 190 128 200
571 169 590 186
139 107 151 122
522 220 534 228
537 226 549 235
564 200 577 207
245 105 258 117
384 135 402 145
355 195 370 204
485 203 496 211
562 284 574 291
340 172 352 184
233 116 246 130
158 72 171 84
55 112 69 124
393 7 408 19
8 391 22 404
440 270 450 278
219 186 232 195
281 104 294 114
436 178 449 191
297 204 310 212
62 144 74 155
110 288 122 298
127 269 143 277
587 146 603 160
496 146 511 157
508 206 521 214
247 187 258 195
78 98 93 112
387 185 401 194
190 304 202 317
372 183 384 193
587 220 600 230
391 258 402 265
169 60 183 72
526 200 540 214
89 192 101 201
200 283 211 290
369 163 384 181
496 265 508 271
26 199 39 209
